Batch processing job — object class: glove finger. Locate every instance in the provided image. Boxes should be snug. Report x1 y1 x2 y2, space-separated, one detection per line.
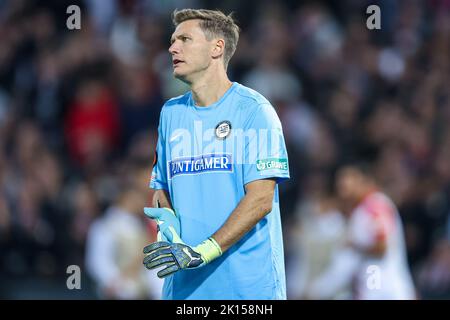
145 255 176 269
143 247 173 264
144 207 176 220
156 224 163 242
169 226 183 243
163 227 174 242
163 227 183 244
162 207 176 217
143 241 170 254
144 207 163 219
157 263 180 278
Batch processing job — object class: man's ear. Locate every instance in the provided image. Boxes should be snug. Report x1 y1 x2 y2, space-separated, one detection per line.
212 39 225 59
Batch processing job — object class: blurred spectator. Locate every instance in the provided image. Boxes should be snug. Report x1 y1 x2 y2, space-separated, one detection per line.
67 182 101 267
416 239 450 299
242 3 302 104
64 78 121 170
85 160 162 299
287 171 347 299
117 61 163 147
308 163 416 300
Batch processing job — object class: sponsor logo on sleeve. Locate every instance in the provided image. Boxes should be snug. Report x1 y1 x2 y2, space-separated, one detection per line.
256 158 288 171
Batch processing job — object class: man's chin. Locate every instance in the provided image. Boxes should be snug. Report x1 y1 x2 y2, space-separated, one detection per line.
173 71 189 83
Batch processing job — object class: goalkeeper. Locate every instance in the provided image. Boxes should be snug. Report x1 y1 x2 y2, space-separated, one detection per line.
143 8 290 300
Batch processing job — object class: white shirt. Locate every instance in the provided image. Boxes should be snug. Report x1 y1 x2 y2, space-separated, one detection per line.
85 206 163 299
349 192 416 299
310 192 416 300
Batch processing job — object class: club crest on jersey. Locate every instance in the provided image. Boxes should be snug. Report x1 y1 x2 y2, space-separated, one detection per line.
215 120 232 140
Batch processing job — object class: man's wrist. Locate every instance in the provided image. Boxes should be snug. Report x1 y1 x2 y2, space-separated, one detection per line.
194 237 222 264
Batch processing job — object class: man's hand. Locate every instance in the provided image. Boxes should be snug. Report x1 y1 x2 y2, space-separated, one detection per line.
144 206 180 242
143 229 222 278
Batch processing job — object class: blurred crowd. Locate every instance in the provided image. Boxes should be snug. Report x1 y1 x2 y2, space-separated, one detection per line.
0 0 449 299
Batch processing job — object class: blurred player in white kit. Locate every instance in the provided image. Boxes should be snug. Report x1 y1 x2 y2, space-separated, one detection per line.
309 161 416 300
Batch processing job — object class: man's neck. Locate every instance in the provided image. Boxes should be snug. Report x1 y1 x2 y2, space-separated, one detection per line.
190 68 233 107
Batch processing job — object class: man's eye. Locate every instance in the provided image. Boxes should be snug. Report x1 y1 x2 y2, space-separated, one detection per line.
182 36 189 41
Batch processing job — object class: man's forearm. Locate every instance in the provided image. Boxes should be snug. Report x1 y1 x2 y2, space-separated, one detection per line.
143 180 276 278
350 240 387 257
212 180 275 252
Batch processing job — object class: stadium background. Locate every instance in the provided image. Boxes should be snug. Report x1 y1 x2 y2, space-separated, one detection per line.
0 0 449 299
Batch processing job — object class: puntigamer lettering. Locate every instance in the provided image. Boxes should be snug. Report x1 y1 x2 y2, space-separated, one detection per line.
168 154 232 178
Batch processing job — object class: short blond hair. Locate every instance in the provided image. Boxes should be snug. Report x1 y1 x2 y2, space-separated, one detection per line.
172 8 240 69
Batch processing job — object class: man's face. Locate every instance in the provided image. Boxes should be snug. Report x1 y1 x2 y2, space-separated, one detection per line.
168 19 213 82
336 167 364 202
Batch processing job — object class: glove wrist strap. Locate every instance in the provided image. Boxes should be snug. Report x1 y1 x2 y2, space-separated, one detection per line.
194 237 222 264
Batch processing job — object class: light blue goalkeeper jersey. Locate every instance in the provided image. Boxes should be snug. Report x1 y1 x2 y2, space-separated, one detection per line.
150 82 290 300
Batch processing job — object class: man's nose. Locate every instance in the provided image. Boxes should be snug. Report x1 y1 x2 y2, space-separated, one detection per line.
168 42 179 55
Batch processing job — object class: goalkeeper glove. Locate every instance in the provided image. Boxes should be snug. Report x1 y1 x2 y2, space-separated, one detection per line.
144 206 180 242
143 228 222 278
